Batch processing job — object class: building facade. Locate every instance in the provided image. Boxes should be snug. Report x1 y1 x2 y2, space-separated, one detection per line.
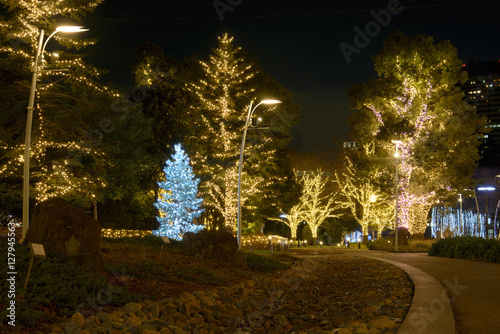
461 60 500 165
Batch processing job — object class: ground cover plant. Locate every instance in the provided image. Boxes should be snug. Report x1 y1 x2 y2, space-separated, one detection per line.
428 236 500 262
366 238 434 253
1 236 294 332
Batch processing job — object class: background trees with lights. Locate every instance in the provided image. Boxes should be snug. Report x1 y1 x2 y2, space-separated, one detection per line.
0 5 300 233
347 31 488 235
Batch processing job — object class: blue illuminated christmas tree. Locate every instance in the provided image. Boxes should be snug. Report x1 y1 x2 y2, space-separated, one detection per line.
153 144 204 240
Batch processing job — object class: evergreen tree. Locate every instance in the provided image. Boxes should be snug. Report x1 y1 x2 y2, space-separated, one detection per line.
0 1 152 222
188 33 300 232
130 43 195 208
154 144 204 240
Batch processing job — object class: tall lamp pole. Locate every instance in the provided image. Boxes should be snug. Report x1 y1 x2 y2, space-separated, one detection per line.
237 99 281 249
477 186 495 239
494 200 500 239
458 194 463 236
392 140 402 251
22 26 89 240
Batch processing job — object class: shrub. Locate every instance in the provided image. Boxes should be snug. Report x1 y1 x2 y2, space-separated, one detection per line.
102 235 183 249
367 238 434 253
429 236 500 263
241 233 270 250
366 238 393 251
0 242 136 328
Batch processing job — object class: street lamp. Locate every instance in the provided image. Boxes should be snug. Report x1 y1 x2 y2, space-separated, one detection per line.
391 140 402 251
458 194 463 236
237 99 281 249
22 26 89 240
477 186 495 239
493 200 500 239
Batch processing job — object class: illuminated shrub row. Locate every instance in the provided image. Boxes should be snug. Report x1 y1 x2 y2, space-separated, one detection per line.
429 236 500 262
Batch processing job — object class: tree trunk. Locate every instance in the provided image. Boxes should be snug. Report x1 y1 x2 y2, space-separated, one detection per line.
92 198 98 221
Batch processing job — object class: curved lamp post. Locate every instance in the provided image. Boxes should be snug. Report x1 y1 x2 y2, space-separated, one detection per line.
22 26 89 240
391 140 402 251
478 186 495 239
237 99 281 249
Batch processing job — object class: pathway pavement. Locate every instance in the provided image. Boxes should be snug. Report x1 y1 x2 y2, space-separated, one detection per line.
291 248 500 334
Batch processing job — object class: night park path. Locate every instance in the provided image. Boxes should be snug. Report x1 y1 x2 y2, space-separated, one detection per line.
292 248 500 334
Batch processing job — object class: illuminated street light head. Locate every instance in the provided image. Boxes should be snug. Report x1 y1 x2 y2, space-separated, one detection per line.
56 26 89 33
261 99 282 104
478 186 495 191
391 140 402 158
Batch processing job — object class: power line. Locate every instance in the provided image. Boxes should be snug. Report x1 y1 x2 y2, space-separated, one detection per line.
89 0 500 22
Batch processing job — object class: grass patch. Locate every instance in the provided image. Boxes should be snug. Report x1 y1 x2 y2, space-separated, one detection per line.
366 238 434 253
107 260 229 286
243 252 296 272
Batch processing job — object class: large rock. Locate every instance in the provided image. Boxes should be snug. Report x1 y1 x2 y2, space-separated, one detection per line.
182 230 238 264
25 198 104 272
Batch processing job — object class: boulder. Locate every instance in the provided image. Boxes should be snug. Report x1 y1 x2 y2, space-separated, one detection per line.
25 198 104 272
182 230 238 264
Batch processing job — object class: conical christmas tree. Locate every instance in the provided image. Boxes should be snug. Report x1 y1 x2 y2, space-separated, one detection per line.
153 144 204 240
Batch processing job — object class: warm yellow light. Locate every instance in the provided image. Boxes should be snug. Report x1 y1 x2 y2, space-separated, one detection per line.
56 26 89 33
261 100 282 104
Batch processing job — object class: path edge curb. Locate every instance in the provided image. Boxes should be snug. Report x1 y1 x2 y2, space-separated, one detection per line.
362 256 455 334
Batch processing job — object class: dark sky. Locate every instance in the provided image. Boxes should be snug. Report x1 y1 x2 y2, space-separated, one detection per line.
78 0 500 151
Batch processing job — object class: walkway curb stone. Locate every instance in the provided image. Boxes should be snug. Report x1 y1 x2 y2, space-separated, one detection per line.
363 256 455 334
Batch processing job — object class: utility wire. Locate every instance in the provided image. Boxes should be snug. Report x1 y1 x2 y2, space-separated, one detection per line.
90 0 500 21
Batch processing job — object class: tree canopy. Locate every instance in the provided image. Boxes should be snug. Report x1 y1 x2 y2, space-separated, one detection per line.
347 31 488 234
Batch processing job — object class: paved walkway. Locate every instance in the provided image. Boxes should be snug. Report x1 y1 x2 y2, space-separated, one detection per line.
291 248 500 334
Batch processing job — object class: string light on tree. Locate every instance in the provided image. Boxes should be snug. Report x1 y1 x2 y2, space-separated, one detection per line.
0 0 123 227
335 154 393 238
153 144 205 240
188 33 278 231
347 32 487 235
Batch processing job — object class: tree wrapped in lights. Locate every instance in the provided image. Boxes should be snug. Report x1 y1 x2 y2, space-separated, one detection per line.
280 200 304 239
348 32 488 234
0 0 153 222
293 170 340 239
188 33 299 232
153 144 204 240
335 153 393 238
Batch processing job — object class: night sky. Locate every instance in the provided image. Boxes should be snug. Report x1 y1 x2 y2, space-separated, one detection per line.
75 0 500 151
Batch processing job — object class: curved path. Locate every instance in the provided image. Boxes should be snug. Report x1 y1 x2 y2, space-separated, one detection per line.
292 248 500 334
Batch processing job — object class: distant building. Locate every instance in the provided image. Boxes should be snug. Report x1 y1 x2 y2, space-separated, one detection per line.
461 60 500 165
